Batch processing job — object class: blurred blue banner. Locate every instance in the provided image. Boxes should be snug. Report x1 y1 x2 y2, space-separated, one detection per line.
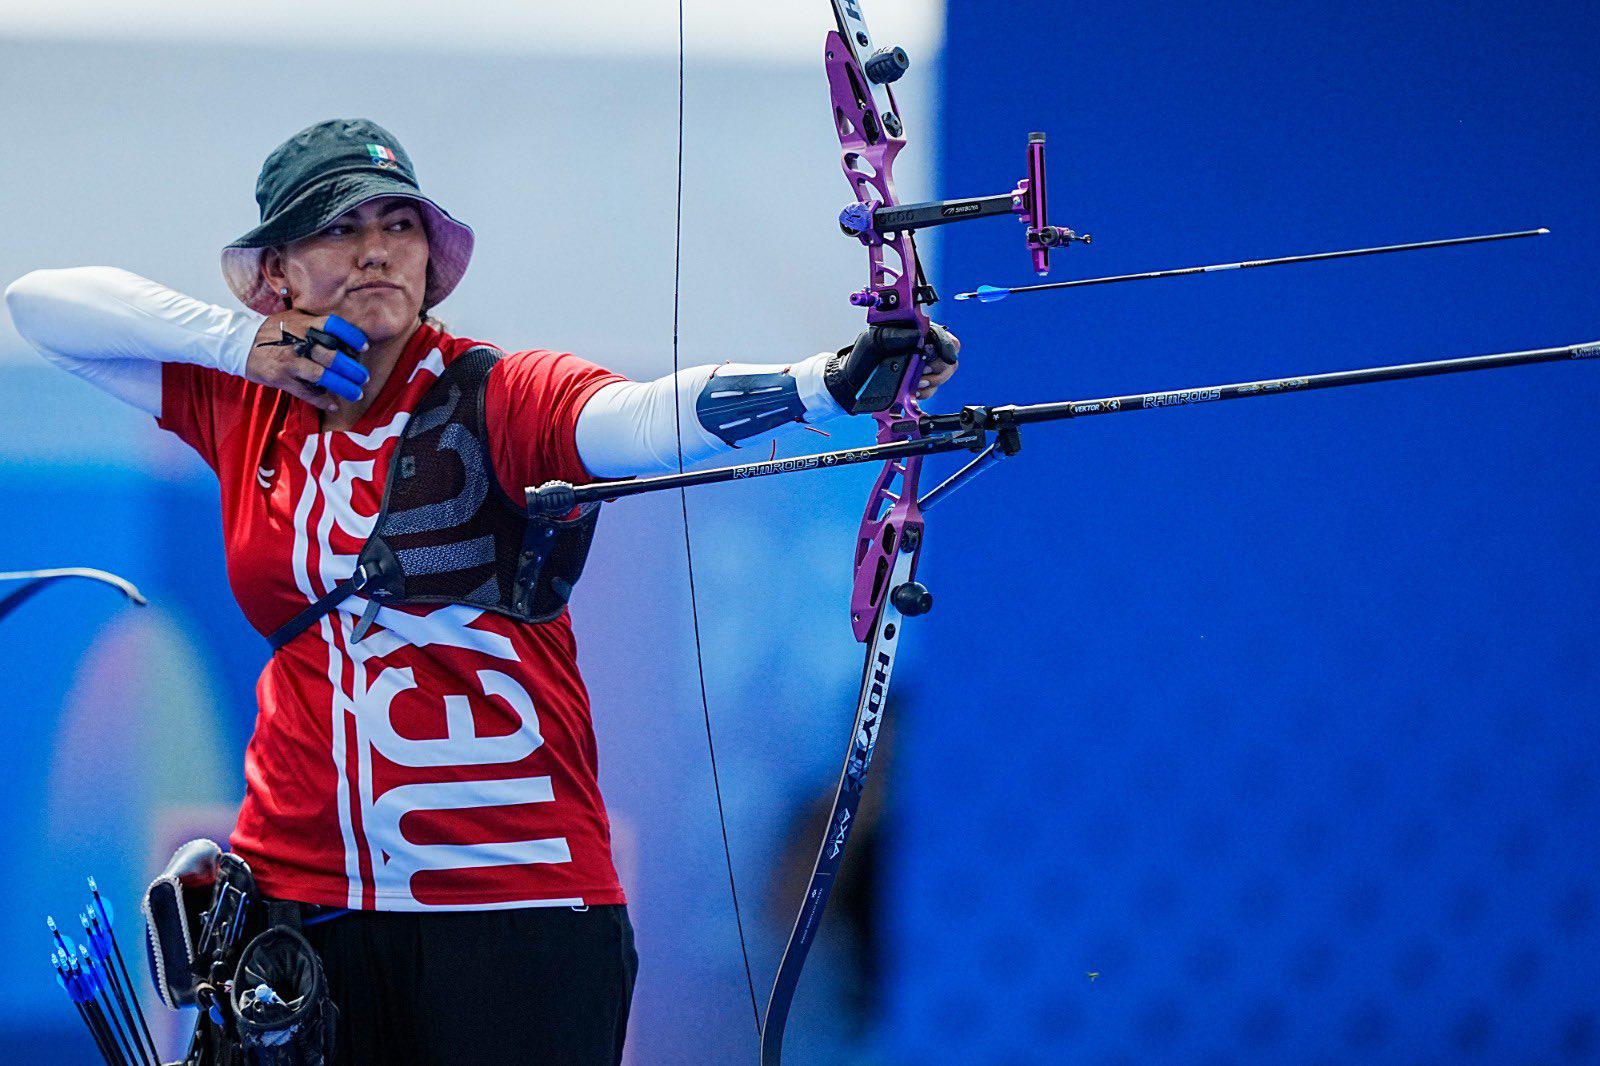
886 0 1600 1062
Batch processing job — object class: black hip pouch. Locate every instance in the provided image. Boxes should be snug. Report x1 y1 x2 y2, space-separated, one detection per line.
230 923 338 1066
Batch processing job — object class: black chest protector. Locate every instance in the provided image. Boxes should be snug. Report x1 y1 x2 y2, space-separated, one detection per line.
267 346 601 651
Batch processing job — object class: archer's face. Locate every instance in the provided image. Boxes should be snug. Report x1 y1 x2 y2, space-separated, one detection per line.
274 197 430 345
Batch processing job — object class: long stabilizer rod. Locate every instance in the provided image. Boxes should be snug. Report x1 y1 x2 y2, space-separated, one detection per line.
954 228 1549 303
529 339 1598 514
969 340 1599 428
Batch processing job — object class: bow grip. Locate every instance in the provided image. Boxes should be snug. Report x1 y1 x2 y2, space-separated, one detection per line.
851 352 913 415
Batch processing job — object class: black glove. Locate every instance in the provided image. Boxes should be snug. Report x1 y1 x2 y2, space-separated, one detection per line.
824 322 959 414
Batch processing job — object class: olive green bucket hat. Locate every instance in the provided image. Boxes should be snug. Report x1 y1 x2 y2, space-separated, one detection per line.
221 118 474 315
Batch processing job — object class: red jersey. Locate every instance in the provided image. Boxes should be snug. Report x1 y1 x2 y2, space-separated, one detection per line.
158 324 627 911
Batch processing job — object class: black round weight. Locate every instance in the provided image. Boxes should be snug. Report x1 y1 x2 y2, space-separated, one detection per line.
891 581 933 616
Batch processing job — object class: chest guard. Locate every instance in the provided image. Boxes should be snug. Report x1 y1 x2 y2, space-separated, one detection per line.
267 346 601 650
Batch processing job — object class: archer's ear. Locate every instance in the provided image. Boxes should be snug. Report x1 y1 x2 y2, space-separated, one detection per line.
259 247 287 291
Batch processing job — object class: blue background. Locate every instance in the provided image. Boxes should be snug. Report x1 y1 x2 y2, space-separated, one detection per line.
888 0 1600 1061
1 1 1597 1063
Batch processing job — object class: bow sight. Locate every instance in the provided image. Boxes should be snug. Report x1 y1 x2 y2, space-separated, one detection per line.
831 36 1088 315
836 129 1091 307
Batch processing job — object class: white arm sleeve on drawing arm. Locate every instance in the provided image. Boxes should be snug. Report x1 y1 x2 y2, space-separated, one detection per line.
575 350 845 479
4 267 265 417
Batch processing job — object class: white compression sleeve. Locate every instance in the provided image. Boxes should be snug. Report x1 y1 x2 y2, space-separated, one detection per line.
574 351 844 479
4 267 265 417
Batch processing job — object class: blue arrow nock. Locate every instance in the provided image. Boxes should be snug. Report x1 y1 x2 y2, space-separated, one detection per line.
88 876 116 927
81 911 114 960
54 951 96 1004
46 915 77 958
76 945 106 994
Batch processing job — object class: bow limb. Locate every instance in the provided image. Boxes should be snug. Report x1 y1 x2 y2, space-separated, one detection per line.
0 568 148 624
759 541 920 1065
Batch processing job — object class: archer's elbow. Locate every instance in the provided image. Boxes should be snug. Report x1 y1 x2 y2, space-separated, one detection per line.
4 269 66 349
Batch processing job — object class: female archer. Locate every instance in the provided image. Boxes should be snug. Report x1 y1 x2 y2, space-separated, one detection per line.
5 117 957 1064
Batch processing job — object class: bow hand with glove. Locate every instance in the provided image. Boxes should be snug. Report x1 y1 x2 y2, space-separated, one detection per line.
824 321 960 414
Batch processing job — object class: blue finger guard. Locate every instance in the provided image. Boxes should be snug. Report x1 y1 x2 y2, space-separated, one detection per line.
321 314 368 352
316 364 364 401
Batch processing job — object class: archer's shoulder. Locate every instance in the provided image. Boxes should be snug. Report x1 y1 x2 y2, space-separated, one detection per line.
486 346 625 388
417 325 623 397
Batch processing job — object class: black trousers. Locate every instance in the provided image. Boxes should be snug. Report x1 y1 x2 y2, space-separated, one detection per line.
299 904 637 1066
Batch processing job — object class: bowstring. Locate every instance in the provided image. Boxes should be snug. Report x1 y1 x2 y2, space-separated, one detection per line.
670 0 762 1037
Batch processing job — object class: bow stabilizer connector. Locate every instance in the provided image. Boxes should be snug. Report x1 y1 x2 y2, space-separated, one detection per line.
864 45 909 85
